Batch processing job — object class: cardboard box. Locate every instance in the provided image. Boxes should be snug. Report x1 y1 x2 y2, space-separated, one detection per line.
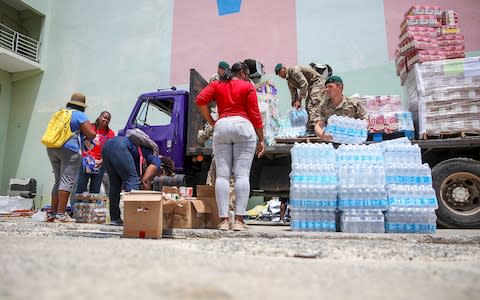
163 198 211 229
196 185 220 229
123 191 163 239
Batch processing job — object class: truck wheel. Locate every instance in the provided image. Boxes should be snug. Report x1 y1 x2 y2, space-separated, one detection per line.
432 158 480 228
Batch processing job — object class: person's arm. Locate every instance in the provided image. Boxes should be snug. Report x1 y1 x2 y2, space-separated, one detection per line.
288 84 299 106
291 68 309 100
198 105 215 127
255 128 265 158
140 152 161 190
141 164 158 190
80 121 96 140
196 83 217 126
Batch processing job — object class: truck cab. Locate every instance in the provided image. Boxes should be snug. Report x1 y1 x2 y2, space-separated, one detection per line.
120 89 189 172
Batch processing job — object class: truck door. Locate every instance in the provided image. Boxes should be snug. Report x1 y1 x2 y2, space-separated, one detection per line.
126 91 188 172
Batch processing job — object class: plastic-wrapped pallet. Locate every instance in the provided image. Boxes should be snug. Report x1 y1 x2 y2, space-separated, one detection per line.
358 95 414 140
404 57 480 138
256 85 280 145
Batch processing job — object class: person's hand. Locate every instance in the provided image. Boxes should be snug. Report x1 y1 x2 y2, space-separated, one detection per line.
256 141 265 158
321 133 333 141
95 159 103 168
265 80 274 87
292 99 301 109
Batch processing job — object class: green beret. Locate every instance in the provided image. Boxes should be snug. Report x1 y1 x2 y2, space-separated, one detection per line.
218 61 230 70
325 75 343 85
274 63 283 75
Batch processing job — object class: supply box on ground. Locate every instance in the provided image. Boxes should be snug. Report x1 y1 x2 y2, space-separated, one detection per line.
123 191 163 239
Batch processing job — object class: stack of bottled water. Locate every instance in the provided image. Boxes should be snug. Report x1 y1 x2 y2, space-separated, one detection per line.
290 143 337 232
275 112 306 139
337 144 387 233
325 115 368 144
383 141 438 233
276 126 306 139
395 111 415 132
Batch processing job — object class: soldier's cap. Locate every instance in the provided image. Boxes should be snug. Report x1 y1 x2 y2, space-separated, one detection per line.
325 75 343 85
274 63 284 75
218 61 230 70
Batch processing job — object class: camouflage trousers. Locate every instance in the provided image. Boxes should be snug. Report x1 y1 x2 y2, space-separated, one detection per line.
305 80 325 131
206 156 236 211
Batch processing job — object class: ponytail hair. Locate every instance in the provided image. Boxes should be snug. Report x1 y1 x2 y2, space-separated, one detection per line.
220 62 248 81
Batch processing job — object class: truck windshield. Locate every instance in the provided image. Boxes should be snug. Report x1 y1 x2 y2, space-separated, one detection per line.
136 97 174 127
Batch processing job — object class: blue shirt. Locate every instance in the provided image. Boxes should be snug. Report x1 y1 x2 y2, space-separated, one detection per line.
126 138 162 174
64 110 89 153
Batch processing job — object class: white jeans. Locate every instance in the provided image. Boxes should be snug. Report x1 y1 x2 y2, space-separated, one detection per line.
213 116 257 218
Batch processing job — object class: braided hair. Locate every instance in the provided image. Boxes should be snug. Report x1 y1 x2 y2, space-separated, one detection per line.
160 156 175 176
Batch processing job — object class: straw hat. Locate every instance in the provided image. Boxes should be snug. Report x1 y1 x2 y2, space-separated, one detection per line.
67 92 87 108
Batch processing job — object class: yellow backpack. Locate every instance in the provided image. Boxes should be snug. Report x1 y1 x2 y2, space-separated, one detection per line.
41 109 74 148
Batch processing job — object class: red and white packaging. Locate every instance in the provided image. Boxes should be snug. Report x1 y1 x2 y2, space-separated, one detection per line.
405 5 443 17
438 34 464 47
399 35 438 54
399 26 438 43
406 49 446 68
400 15 440 31
442 10 458 26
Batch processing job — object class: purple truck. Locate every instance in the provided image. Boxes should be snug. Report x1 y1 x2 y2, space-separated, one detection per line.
119 69 480 229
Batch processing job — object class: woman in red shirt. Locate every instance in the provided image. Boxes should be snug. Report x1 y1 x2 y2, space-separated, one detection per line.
75 111 115 195
196 62 265 231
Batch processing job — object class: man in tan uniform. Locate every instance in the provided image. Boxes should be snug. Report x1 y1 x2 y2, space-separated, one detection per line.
313 75 367 139
275 64 325 133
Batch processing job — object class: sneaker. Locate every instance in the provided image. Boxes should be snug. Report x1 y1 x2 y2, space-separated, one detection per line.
231 220 248 231
47 212 56 223
109 219 124 226
217 219 230 231
54 214 76 223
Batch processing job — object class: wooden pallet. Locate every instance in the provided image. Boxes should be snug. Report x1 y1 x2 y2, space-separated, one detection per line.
421 131 480 140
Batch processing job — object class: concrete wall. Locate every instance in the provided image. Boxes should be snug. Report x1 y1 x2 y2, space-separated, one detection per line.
1 0 480 203
0 71 12 194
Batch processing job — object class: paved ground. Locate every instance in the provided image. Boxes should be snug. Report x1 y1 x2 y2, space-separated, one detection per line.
0 217 479 300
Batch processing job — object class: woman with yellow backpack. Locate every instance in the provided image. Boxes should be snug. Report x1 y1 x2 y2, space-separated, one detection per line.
42 93 96 222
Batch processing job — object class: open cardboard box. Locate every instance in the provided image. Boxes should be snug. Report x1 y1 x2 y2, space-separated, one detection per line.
123 191 163 239
196 185 220 229
161 185 219 229
163 198 211 229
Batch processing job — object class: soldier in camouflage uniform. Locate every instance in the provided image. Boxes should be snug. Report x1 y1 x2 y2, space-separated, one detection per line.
313 75 367 138
197 123 215 185
275 64 327 132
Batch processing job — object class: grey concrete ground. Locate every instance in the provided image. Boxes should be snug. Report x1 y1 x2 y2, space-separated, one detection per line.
0 217 479 300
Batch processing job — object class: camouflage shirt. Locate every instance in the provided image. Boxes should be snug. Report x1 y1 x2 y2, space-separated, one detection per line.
315 96 367 124
287 66 321 101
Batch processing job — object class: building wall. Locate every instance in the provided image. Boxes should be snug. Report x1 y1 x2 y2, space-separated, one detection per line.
0 71 12 194
2 0 480 202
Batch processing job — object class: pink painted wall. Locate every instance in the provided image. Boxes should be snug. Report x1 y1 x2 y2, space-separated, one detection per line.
170 0 297 85
384 0 480 60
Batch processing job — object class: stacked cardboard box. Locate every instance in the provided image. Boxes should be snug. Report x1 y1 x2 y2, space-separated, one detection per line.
72 194 108 224
404 57 480 137
396 5 465 85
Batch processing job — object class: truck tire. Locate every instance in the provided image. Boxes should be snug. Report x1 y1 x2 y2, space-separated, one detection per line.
432 158 480 228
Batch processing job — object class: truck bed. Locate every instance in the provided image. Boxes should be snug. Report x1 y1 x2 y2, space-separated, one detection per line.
189 136 480 157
